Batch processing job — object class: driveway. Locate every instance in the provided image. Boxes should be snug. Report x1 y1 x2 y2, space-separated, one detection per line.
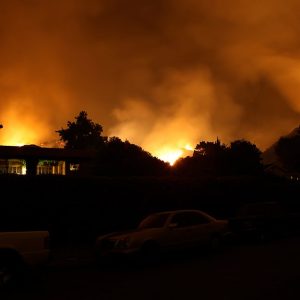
3 236 300 300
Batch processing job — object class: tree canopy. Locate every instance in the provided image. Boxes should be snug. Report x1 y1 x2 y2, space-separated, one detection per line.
174 138 263 176
56 112 264 177
228 139 262 174
56 111 105 150
95 137 170 176
192 139 228 175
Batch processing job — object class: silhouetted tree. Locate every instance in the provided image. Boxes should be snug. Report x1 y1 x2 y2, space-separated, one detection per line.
174 138 263 176
275 130 300 172
173 139 228 176
95 137 170 176
56 111 105 150
193 139 225 157
228 139 263 175
193 139 228 175
173 156 200 176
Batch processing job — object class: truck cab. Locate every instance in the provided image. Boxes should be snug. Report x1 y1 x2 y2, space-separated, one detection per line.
0 230 50 288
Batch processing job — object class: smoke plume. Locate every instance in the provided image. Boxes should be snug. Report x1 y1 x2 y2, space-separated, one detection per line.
1 0 300 161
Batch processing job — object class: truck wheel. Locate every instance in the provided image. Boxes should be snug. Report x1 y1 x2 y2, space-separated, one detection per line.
0 254 25 289
0 263 14 288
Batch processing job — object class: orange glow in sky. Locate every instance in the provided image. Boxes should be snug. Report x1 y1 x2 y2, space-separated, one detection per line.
1 125 42 146
0 106 52 147
1 0 300 159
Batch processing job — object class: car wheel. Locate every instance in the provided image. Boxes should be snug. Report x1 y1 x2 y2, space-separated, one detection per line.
257 231 266 243
140 241 160 264
209 235 222 252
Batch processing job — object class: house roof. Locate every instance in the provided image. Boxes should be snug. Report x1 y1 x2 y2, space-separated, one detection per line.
0 145 97 161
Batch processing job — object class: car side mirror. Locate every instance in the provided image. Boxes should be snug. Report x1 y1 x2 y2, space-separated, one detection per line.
168 223 178 229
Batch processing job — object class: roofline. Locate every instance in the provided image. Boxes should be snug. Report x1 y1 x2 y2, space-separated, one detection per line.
0 145 97 160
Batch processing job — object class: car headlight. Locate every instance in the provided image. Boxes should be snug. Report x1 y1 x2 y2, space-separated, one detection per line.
115 237 131 249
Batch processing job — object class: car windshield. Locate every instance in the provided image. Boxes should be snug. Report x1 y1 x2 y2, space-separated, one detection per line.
138 213 170 229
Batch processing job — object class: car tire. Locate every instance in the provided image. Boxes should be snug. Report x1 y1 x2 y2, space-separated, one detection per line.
257 231 266 243
0 252 26 289
140 241 160 264
209 235 222 253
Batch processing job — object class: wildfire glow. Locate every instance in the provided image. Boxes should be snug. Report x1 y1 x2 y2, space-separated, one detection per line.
0 107 51 147
2 131 32 146
154 143 195 165
184 144 194 151
156 148 183 165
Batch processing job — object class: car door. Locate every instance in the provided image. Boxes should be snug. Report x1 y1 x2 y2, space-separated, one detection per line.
164 212 199 250
185 211 214 246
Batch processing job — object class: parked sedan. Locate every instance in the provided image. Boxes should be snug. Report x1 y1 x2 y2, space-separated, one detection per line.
228 201 294 242
95 209 229 259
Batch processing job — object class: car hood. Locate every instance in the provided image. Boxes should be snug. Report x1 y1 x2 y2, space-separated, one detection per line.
97 228 145 241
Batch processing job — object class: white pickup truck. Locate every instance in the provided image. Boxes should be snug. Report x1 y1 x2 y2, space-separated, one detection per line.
0 231 50 288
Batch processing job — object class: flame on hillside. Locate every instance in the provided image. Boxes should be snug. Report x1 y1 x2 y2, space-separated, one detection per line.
155 144 195 165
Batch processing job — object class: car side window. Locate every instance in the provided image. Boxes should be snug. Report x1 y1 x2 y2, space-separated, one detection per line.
188 212 210 225
138 213 170 229
171 212 210 228
171 213 189 227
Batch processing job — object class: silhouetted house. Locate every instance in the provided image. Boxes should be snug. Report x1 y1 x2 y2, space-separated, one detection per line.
0 145 96 176
264 163 300 181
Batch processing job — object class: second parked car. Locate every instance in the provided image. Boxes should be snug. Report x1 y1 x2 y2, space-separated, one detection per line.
228 201 297 242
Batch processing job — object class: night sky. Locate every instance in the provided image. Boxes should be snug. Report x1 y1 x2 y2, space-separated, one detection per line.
1 0 300 163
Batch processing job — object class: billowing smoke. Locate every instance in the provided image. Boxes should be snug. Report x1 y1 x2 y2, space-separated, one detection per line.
1 0 300 162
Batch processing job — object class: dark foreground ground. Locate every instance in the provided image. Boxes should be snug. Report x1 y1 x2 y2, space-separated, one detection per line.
3 236 300 300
